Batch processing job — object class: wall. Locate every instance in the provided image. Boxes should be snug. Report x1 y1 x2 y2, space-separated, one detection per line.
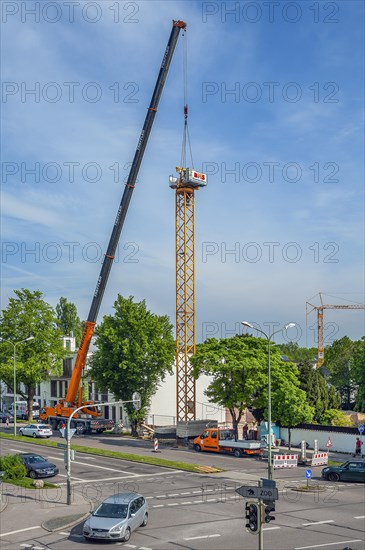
148 371 225 425
280 427 362 454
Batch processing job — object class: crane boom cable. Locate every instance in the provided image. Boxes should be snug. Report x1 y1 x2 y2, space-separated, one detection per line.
180 30 194 169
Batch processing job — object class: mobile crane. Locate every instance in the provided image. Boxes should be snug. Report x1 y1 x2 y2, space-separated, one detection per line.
40 20 187 433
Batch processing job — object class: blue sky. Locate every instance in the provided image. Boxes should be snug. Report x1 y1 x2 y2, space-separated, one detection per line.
1 0 364 349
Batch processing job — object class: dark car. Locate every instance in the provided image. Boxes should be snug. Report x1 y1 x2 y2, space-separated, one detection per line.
0 412 13 423
321 460 365 482
18 453 59 479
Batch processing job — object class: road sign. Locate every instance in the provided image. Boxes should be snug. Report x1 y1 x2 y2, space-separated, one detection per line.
305 469 312 479
358 424 364 434
235 485 278 501
60 428 76 440
325 437 333 448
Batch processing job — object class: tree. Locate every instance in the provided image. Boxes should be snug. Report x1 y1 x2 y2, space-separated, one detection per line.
352 337 365 412
297 361 340 423
321 409 354 427
278 342 317 363
89 295 175 435
55 296 83 346
325 337 356 409
191 334 312 440
0 289 66 420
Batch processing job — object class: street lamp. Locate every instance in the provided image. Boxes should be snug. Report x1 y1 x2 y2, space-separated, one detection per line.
241 321 296 480
12 336 34 436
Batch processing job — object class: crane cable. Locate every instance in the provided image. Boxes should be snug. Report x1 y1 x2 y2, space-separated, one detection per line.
180 29 194 169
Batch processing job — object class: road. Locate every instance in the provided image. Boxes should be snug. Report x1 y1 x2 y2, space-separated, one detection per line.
1 436 364 550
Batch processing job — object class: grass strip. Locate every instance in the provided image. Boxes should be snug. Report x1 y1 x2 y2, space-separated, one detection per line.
0 432 223 474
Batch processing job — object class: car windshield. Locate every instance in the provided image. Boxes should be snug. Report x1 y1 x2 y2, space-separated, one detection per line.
25 455 46 464
93 503 128 519
37 425 50 429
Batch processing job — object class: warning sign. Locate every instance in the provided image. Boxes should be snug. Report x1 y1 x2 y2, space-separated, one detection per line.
326 437 333 448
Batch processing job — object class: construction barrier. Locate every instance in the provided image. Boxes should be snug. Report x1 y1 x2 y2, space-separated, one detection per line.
311 452 328 467
273 454 298 469
152 438 160 453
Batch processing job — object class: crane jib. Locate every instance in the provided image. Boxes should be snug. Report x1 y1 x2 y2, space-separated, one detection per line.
86 21 186 326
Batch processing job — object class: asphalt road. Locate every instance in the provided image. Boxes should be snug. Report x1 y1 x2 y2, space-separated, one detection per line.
1 436 364 550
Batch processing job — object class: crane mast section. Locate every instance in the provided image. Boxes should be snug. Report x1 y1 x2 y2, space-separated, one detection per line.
62 20 187 406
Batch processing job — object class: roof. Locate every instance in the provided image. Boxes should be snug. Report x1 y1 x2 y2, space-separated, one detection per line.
103 492 141 504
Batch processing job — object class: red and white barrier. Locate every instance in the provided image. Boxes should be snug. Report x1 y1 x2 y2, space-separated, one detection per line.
152 438 160 453
273 454 298 469
311 452 328 467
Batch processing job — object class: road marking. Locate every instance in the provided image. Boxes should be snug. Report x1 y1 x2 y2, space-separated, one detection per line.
295 541 363 550
156 495 166 498
184 534 221 541
139 547 153 550
181 501 192 505
354 515 365 519
181 491 191 495
0 526 41 537
59 532 70 535
302 520 335 526
58 470 181 485
152 504 164 508
263 526 280 531
167 503 179 506
20 545 45 550
167 493 179 496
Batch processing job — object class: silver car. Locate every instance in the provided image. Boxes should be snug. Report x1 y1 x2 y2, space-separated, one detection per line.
83 492 148 541
18 424 53 438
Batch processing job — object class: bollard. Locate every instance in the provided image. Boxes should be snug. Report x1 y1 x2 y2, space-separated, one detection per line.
152 438 160 453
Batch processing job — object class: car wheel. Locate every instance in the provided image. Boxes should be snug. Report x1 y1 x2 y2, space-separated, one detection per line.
123 527 131 542
194 444 201 452
328 472 340 482
29 470 37 479
32 432 37 438
19 430 23 436
140 512 148 527
234 449 242 458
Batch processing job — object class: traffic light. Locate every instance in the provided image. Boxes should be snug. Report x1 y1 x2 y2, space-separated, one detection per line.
245 501 261 534
263 502 276 523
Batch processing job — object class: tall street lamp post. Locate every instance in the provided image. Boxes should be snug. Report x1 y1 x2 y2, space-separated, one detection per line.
12 336 34 436
241 321 296 480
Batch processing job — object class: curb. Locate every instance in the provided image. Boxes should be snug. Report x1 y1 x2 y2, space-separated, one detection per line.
42 510 90 532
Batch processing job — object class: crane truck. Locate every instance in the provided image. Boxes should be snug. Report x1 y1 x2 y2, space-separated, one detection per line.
40 20 187 434
193 428 262 457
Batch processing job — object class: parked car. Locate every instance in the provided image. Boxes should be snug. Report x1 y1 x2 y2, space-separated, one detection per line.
83 492 148 541
18 453 59 479
18 424 53 438
322 460 365 482
0 412 13 423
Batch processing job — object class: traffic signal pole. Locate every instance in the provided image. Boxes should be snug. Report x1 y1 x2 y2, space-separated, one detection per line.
258 501 264 550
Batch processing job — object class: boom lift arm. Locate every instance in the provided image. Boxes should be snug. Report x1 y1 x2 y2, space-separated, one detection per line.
43 20 187 421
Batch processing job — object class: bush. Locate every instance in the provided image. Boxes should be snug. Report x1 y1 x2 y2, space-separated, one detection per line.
0 454 27 480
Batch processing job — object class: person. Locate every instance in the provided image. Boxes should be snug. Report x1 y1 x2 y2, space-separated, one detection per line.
5 416 9 428
355 437 363 457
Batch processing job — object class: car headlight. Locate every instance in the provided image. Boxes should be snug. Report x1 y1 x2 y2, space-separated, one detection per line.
322 467 329 472
34 469 45 473
109 524 123 533
83 523 91 534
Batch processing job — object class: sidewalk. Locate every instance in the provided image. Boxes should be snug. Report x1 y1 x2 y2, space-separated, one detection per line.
0 482 91 535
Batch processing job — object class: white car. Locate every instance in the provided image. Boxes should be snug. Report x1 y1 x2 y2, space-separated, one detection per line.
18 424 53 438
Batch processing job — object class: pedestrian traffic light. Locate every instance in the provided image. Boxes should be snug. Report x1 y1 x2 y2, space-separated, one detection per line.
263 502 276 523
245 501 261 534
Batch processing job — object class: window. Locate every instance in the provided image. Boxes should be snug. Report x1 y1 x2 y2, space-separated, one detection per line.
201 431 209 439
50 381 57 397
211 431 217 439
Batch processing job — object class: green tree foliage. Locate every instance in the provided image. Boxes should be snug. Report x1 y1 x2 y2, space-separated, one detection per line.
0 454 27 481
321 409 354 427
191 335 313 440
0 289 66 420
55 296 83 346
89 295 175 435
297 361 340 422
278 342 317 363
352 337 365 412
325 337 357 409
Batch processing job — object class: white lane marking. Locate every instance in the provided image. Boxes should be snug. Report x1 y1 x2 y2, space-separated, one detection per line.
152 504 164 508
140 547 153 549
123 545 137 548
167 503 179 506
58 469 181 485
184 534 221 541
192 490 201 494
181 501 192 505
168 493 179 496
59 532 70 535
295 541 363 550
156 495 166 498
263 526 280 531
354 515 365 519
302 520 335 526
181 492 191 495
0 526 41 537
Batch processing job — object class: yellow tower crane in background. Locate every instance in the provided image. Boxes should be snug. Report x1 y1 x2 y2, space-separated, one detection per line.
306 293 365 367
169 45 208 423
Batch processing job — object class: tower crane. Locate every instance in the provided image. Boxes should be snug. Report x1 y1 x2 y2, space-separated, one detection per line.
306 293 365 367
169 84 207 421
40 20 187 431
